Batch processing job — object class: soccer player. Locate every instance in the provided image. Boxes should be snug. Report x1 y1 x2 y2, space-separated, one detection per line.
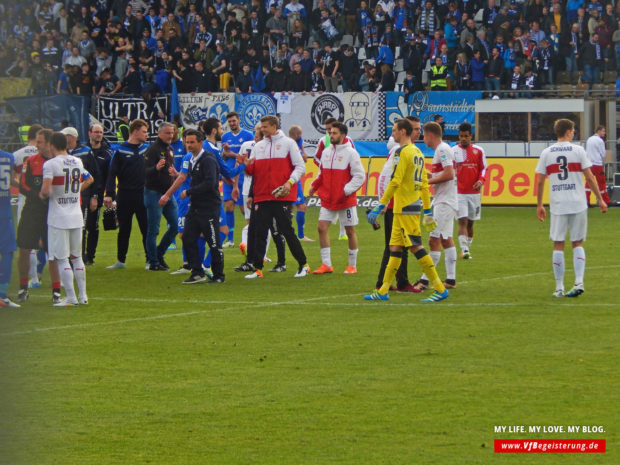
243 115 310 279
12 124 45 287
61 127 101 261
364 118 448 303
143 122 178 270
288 125 313 242
309 122 364 274
221 111 254 247
453 122 487 260
375 116 422 293
85 123 113 265
104 119 149 270
584 125 611 206
314 117 355 240
16 128 61 304
0 149 20 307
535 118 607 297
40 132 93 306
414 121 458 290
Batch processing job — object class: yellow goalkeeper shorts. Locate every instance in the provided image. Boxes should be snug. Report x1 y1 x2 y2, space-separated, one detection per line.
390 213 422 248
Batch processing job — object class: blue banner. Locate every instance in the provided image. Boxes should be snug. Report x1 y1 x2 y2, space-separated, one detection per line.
385 91 480 137
6 95 91 143
234 93 277 132
352 140 453 158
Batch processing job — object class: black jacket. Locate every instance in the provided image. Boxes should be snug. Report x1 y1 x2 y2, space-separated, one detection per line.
144 137 175 194
70 144 100 203
105 142 148 198
186 149 221 214
289 70 311 91
88 140 114 202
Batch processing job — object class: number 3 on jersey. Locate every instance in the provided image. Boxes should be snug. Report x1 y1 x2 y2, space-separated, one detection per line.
63 167 81 193
556 155 568 181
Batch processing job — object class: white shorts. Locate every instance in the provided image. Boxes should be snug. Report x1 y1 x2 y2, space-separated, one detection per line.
550 210 588 242
429 203 457 239
48 226 82 260
318 206 358 227
243 195 251 220
458 193 481 221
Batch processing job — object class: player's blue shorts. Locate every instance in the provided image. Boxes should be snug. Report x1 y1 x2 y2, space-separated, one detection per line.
222 182 234 202
176 198 189 233
0 216 16 253
294 180 305 205
235 175 244 206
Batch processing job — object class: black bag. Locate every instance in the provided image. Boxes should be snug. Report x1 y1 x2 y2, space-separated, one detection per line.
102 208 118 230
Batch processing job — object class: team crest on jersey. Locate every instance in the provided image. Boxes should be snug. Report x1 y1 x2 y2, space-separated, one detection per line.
473 149 478 155
310 95 344 132
276 144 281 150
237 94 276 131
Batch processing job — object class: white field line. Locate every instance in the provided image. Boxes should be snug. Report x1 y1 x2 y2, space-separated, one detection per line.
2 265 619 337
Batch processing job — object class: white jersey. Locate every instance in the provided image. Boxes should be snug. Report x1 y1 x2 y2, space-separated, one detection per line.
240 140 257 196
43 154 90 229
378 144 399 200
585 134 605 166
13 144 38 170
536 141 591 215
430 141 457 210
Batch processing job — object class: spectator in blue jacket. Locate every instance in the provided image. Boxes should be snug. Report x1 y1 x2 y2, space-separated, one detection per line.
470 50 486 90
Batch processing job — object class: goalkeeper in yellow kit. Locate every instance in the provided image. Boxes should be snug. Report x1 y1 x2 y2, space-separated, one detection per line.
364 118 449 303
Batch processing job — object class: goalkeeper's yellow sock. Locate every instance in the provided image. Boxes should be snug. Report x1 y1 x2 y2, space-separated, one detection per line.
379 252 402 294
415 249 445 293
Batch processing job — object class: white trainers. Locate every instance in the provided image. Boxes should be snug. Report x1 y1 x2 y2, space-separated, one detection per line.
222 240 235 248
0 297 20 308
106 261 126 270
245 270 264 279
53 299 79 307
294 264 310 278
78 295 89 305
552 289 564 298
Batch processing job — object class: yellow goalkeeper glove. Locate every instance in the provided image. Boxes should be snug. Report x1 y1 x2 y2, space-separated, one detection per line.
422 209 437 232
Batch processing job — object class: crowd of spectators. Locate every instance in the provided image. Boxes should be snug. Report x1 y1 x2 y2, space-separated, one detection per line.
1 0 620 98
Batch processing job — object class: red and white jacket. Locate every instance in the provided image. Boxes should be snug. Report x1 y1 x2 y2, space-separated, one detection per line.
314 134 355 166
245 130 305 203
453 143 487 194
311 142 365 210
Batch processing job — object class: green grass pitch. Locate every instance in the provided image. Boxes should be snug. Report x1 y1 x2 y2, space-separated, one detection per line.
0 206 618 464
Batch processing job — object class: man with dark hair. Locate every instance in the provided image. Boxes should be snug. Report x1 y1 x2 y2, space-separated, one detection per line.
85 124 113 265
16 129 61 304
143 122 178 270
453 122 487 260
104 119 150 269
243 115 310 279
309 122 364 274
40 132 93 306
178 126 225 284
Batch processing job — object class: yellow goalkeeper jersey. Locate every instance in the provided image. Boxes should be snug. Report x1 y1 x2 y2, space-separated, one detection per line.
380 142 431 214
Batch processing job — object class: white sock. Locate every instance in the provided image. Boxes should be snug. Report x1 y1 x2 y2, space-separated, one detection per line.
348 249 358 268
458 235 468 252
339 220 346 237
320 247 332 267
467 236 473 247
58 258 77 302
444 247 457 280
71 257 87 299
421 251 442 281
552 250 565 291
573 246 586 285
29 251 38 282
241 224 249 246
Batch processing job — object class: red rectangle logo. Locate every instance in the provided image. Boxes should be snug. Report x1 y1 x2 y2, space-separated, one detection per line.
495 439 605 453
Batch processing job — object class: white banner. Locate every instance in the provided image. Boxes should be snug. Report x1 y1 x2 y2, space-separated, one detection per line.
279 92 384 142
178 93 235 130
